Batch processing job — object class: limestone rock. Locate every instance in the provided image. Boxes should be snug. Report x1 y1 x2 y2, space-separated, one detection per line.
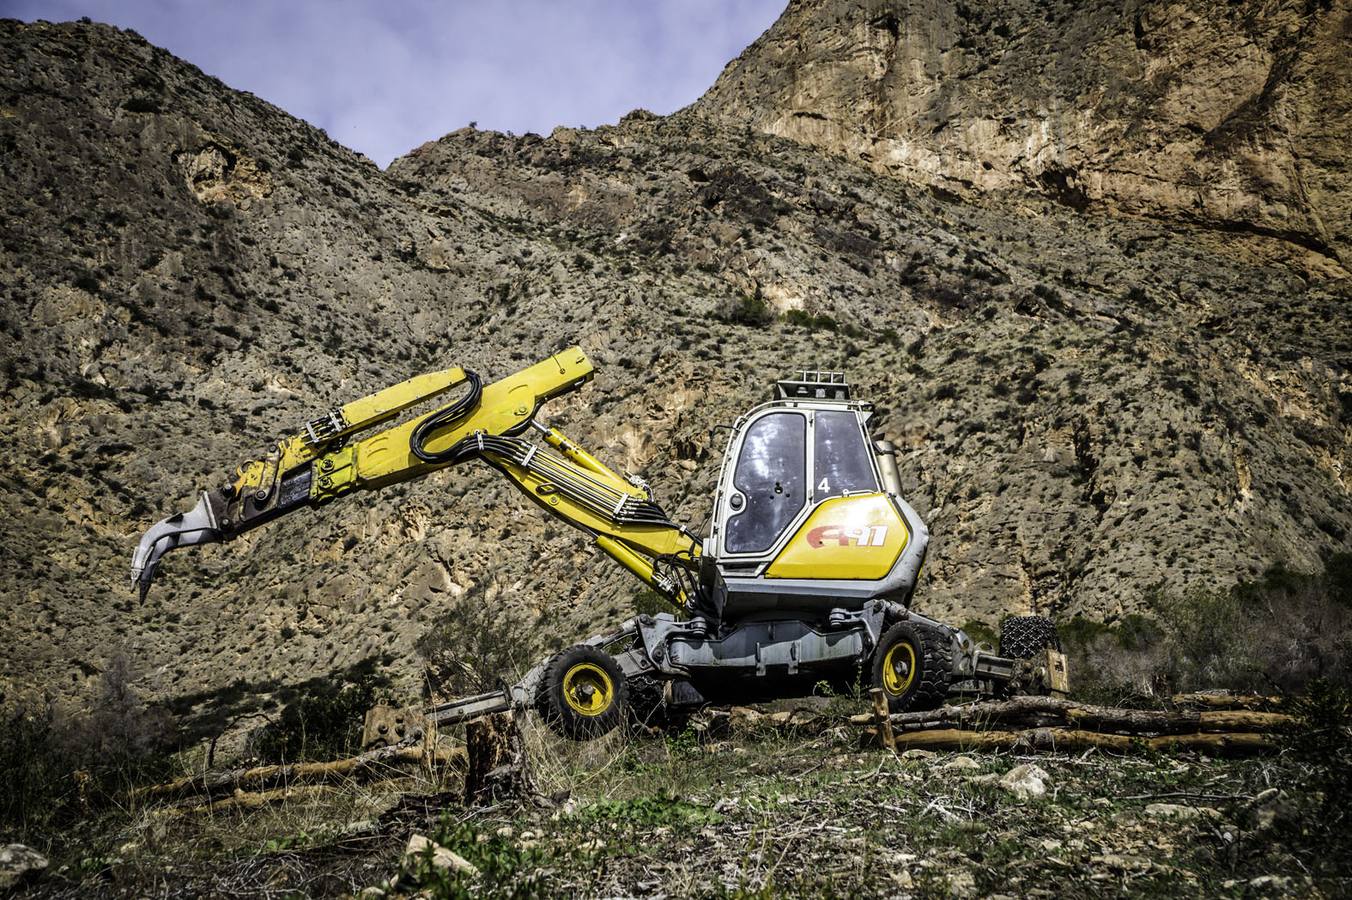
1144 802 1218 822
940 754 981 771
998 763 1049 800
698 0 1352 271
177 139 273 206
0 844 48 891
404 833 478 876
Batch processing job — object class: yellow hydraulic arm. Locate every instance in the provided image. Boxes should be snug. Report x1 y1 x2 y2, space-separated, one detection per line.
132 347 701 602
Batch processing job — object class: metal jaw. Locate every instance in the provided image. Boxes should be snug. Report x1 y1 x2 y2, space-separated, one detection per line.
130 490 225 600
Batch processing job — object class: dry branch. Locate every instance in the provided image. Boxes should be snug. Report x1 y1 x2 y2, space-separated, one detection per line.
155 784 338 816
134 743 465 804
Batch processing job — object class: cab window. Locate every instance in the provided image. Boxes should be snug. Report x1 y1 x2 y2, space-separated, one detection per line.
725 412 806 554
813 410 878 499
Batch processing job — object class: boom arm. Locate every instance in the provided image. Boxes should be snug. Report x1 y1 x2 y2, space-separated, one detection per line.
132 347 701 602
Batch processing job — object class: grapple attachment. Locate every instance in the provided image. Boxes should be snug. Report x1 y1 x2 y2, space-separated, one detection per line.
130 490 227 600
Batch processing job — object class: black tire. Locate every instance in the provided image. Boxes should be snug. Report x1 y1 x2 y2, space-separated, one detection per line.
626 675 696 733
999 616 1061 660
871 621 952 713
535 645 627 740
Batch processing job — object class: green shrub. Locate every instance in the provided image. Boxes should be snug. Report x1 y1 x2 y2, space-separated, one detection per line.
0 655 172 844
1061 556 1352 701
960 619 997 649
416 580 563 701
633 588 679 618
782 308 838 331
715 291 772 326
1289 680 1352 831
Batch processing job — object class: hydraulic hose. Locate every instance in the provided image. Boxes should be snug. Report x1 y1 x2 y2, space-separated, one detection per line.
409 369 484 463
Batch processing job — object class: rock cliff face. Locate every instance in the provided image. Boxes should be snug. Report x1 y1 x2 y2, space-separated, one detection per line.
698 0 1352 272
0 14 1348 711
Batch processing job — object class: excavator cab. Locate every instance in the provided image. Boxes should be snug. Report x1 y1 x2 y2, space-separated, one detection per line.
707 371 928 618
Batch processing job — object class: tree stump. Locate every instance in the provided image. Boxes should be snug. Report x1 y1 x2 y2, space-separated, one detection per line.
463 712 539 806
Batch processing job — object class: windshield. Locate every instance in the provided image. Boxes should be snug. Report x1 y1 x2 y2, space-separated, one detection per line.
813 410 877 498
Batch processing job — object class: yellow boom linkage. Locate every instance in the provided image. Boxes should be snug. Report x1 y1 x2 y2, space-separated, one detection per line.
132 347 700 602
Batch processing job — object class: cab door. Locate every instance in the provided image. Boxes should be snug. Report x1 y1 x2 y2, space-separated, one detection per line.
720 410 808 559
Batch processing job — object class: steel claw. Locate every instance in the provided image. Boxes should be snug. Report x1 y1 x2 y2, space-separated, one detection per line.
130 490 225 600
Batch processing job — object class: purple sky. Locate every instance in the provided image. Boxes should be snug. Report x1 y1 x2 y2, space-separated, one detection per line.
8 0 784 167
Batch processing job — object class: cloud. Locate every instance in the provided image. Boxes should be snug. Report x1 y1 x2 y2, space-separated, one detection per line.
9 0 784 166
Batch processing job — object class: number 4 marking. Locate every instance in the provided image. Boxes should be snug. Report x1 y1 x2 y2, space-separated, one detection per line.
817 477 829 492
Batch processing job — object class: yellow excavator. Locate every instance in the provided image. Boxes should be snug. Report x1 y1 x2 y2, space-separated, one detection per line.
133 347 1064 739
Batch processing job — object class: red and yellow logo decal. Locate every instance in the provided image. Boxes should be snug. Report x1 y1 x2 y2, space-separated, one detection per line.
807 524 889 547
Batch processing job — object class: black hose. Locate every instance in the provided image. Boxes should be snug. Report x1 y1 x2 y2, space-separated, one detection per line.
409 370 484 463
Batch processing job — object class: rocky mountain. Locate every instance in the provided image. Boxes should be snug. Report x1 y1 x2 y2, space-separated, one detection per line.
698 0 1352 272
0 6 1348 714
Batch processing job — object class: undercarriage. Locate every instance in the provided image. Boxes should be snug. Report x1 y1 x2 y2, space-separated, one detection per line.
399 603 1064 744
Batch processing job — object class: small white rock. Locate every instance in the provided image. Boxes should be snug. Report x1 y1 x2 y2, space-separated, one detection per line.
998 763 1049 800
404 833 478 876
1144 802 1216 822
1249 875 1292 892
941 755 981 771
948 868 977 897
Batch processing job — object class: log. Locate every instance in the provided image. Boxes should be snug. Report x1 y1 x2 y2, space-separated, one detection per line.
1196 710 1294 732
464 712 539 806
879 726 1277 756
1171 692 1283 711
888 697 1074 731
1147 732 1277 754
134 744 464 804
155 784 337 816
1055 706 1291 735
877 726 1131 753
869 688 896 752
1062 705 1199 734
884 697 1295 736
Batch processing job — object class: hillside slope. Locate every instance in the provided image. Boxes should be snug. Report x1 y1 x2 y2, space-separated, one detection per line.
0 16 1348 712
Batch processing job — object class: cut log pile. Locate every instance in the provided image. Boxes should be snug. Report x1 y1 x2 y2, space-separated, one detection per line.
134 691 1294 814
862 694 1294 756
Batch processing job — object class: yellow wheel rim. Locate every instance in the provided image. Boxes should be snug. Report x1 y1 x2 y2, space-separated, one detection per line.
562 662 615 717
882 642 917 696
